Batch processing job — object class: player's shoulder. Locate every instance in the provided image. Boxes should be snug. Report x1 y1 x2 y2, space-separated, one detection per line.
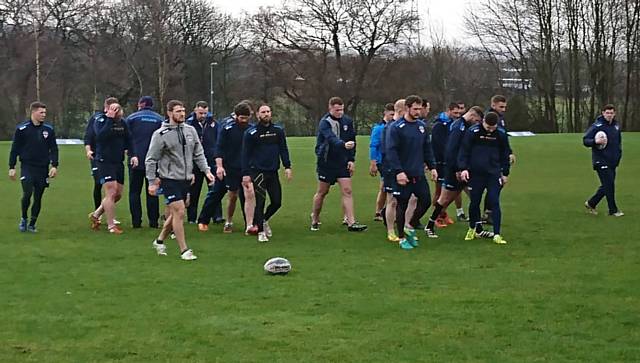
469 124 481 132
393 119 407 128
224 120 236 130
157 124 172 135
42 122 55 131
17 121 30 131
247 125 258 135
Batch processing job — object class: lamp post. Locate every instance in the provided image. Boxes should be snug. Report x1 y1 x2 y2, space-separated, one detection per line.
210 61 218 116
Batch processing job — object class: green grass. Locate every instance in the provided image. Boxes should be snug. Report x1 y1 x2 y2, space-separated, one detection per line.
1 134 639 362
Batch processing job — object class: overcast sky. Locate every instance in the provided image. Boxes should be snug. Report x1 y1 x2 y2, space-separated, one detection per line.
213 0 473 44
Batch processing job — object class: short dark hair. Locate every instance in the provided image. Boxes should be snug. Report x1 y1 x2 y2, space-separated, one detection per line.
234 102 252 116
257 103 271 112
602 104 615 112
104 97 119 106
328 97 344 106
448 102 460 111
421 97 430 107
384 103 395 112
455 100 465 106
405 95 423 108
30 101 46 112
195 101 208 109
469 106 484 119
484 111 499 126
491 95 507 104
166 100 184 112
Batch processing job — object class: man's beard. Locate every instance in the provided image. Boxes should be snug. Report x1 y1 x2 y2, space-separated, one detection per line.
259 118 271 124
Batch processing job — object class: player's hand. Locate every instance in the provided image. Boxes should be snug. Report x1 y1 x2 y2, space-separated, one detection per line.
347 161 355 176
344 141 355 150
369 161 378 177
509 154 516 165
455 171 462 181
190 174 195 185
501 175 509 185
216 166 226 181
460 170 470 182
106 103 121 118
86 149 94 160
130 156 139 168
205 170 215 185
148 182 159 196
9 168 16 181
284 168 293 181
429 169 438 182
396 172 408 186
48 167 57 178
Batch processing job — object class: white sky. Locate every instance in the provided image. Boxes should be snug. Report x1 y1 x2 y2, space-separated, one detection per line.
212 0 473 45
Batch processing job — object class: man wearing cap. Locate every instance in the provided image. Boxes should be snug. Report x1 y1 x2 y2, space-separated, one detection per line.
125 96 163 228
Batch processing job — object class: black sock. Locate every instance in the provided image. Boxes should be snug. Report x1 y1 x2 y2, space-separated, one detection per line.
156 239 164 244
29 219 36 227
427 202 445 229
474 222 483 233
181 248 189 255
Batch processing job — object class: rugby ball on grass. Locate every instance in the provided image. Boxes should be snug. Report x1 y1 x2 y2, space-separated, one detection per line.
595 131 608 150
264 257 291 275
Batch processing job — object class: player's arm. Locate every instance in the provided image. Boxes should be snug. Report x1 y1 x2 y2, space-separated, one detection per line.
145 132 163 181
48 127 59 176
278 128 292 170
583 124 597 147
347 120 356 162
9 127 22 171
84 116 96 159
241 129 254 177
499 132 511 177
93 116 114 141
318 119 345 148
457 128 474 173
431 123 446 165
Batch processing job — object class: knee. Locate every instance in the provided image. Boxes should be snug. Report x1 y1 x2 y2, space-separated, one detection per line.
173 205 186 219
341 187 353 197
316 189 329 198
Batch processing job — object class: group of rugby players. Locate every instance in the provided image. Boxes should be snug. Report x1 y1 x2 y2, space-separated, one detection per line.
366 95 514 249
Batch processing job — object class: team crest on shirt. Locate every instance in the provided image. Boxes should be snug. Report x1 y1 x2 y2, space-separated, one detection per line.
42 130 49 139
419 125 425 134
343 125 348 131
615 125 619 130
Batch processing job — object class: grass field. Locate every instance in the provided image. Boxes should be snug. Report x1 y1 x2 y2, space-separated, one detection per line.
1 134 639 362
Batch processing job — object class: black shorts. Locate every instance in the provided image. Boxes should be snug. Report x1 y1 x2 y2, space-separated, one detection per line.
382 170 397 193
436 165 446 184
90 159 99 181
20 164 49 189
443 168 466 192
224 168 242 192
392 175 430 201
317 165 350 185
97 161 125 185
159 179 191 205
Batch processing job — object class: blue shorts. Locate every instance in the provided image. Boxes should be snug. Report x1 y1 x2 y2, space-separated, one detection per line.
159 179 191 205
443 168 465 192
97 161 124 185
90 159 99 181
392 175 430 201
382 170 397 193
223 168 242 192
20 164 49 189
436 165 446 184
317 165 350 185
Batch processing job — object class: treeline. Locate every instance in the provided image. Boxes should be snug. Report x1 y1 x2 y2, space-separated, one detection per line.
1 0 638 139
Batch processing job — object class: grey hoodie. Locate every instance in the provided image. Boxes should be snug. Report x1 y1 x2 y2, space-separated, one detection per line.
145 121 210 181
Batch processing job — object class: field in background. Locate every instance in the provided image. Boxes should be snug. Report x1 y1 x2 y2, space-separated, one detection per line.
0 134 639 362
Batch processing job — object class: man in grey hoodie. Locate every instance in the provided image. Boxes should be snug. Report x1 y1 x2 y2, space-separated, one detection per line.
145 100 214 261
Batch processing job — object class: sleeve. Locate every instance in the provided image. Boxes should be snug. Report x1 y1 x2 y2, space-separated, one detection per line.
241 130 253 177
9 128 22 169
48 127 59 167
94 116 114 141
444 129 460 168
583 123 597 148
431 123 446 164
192 129 210 173
500 133 510 176
385 125 402 175
145 132 162 181
369 125 382 162
84 116 95 147
457 129 474 172
422 127 436 170
203 125 217 165
279 128 292 169
318 119 345 149
214 127 227 160
125 116 136 158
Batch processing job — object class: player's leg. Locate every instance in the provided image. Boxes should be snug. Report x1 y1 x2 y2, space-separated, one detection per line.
338 177 367 231
28 179 46 231
242 177 256 233
374 180 386 221
487 176 506 244
91 162 102 210
187 170 205 223
169 200 188 252
311 180 331 228
425 188 457 237
394 187 413 249
600 167 620 215
466 175 486 240
263 173 282 238
101 181 119 232
20 177 34 231
253 173 267 233
385 193 398 240
128 167 144 228
587 166 607 211
454 194 466 221
145 175 160 228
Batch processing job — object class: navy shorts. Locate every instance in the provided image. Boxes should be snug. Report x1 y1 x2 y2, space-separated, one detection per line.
382 170 397 193
97 161 125 185
436 165 446 184
317 165 350 185
20 165 49 189
392 175 430 201
159 179 191 205
224 168 242 192
443 168 465 192
90 159 99 181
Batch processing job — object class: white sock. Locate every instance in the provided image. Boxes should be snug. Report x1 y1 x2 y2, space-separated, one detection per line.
456 208 464 216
